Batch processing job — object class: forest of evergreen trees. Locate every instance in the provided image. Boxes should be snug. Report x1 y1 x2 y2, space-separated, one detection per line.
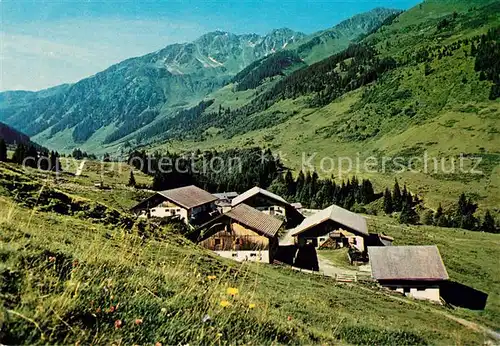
128 147 283 193
134 100 216 143
232 51 304 91
0 142 61 172
258 43 397 108
383 179 421 224
472 27 500 100
424 194 498 234
269 171 379 210
127 146 380 211
70 148 97 160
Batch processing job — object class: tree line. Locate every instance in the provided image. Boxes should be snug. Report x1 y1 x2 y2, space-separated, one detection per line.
421 194 499 234
383 179 498 233
411 26 500 99
0 140 61 171
127 147 283 193
269 171 379 210
232 50 304 92
383 179 421 225
70 148 98 160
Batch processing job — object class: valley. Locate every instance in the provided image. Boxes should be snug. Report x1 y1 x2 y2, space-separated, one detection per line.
1 1 499 343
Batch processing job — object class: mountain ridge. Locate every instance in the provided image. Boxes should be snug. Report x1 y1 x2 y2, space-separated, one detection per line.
0 7 400 152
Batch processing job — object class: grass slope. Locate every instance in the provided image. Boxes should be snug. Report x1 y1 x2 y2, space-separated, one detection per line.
0 161 499 344
368 214 500 330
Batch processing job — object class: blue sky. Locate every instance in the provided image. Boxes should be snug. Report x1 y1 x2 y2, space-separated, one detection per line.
0 0 421 91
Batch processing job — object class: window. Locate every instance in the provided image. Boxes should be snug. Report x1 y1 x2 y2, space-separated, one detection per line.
177 209 181 212
232 253 238 257
319 238 325 242
151 209 156 212
250 253 257 257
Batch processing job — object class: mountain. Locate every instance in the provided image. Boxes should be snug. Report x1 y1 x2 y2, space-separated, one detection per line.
0 29 305 151
0 8 400 153
144 0 500 212
292 7 403 63
0 121 30 145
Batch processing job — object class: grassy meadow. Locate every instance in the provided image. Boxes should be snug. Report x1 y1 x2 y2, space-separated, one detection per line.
0 160 499 344
368 215 500 331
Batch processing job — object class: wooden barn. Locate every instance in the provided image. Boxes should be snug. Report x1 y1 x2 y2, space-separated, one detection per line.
291 205 369 252
130 185 218 226
231 186 304 228
198 204 283 263
368 245 449 303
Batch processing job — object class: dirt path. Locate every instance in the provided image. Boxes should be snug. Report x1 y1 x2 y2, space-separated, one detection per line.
316 253 359 276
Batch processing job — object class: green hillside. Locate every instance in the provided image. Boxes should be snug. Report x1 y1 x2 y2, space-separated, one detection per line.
0 8 399 154
148 0 500 212
0 161 499 344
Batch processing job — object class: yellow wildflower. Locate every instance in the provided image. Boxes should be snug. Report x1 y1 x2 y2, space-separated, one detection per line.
248 303 256 309
226 287 239 296
220 300 231 307
207 275 216 280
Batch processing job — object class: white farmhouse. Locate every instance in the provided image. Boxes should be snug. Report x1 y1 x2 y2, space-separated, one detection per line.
130 185 218 226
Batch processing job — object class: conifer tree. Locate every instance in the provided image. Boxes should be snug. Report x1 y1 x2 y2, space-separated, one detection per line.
50 151 61 172
393 178 403 211
399 203 419 224
383 188 393 214
436 214 449 227
295 171 305 200
12 143 26 165
128 170 137 187
284 170 295 198
481 210 497 233
422 210 434 225
0 139 7 162
434 204 444 225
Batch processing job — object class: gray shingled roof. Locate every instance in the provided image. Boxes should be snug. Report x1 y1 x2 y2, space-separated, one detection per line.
158 185 218 209
226 204 283 238
368 246 449 281
291 205 368 237
231 186 288 207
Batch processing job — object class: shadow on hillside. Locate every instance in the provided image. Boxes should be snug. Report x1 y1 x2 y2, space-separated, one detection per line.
441 281 488 310
275 244 319 271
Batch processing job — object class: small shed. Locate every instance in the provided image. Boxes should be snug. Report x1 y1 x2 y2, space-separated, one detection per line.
368 245 449 303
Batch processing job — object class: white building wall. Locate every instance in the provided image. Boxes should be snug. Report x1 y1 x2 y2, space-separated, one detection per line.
409 287 440 302
150 207 189 222
392 287 440 302
215 250 270 263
